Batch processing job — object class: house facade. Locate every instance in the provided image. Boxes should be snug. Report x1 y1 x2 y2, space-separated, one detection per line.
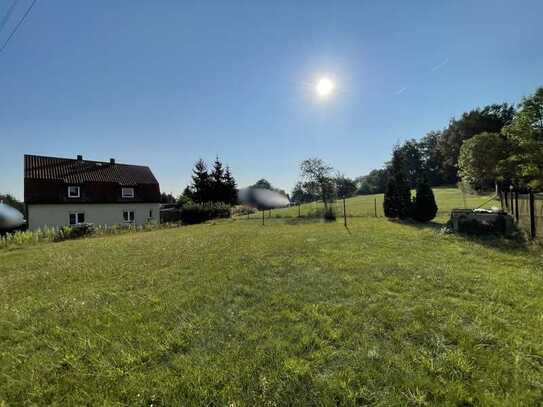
24 155 161 230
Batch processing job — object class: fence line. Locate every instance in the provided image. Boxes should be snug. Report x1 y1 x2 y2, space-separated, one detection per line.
500 189 542 240
242 192 497 223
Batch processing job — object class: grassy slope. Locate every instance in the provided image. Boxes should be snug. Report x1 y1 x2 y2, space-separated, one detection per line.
1 191 542 405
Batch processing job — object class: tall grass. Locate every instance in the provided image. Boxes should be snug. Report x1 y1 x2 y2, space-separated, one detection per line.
0 222 180 250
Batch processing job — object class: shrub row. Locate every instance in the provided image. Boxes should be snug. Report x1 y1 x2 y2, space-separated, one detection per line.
179 202 231 225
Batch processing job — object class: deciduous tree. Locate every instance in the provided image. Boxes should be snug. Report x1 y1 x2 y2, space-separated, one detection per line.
335 175 357 198
299 158 335 209
458 132 509 191
438 103 515 183
502 87 543 189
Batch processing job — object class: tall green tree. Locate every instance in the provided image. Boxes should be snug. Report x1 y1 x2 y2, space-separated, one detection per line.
190 159 211 203
335 175 357 198
210 156 226 202
438 103 515 182
223 166 238 205
502 87 543 189
418 131 449 185
396 139 424 188
299 158 335 210
458 132 509 191
383 148 412 219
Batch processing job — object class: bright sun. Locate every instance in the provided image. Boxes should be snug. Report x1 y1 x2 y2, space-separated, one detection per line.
316 77 335 97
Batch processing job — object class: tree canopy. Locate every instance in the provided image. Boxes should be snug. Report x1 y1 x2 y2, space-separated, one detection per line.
187 158 238 205
335 175 357 199
252 179 272 190
458 132 508 191
438 103 515 182
299 158 335 209
501 88 543 189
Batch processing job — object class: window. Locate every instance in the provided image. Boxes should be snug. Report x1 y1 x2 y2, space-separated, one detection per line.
149 209 153 219
123 210 135 223
69 212 85 225
122 188 134 198
67 186 80 198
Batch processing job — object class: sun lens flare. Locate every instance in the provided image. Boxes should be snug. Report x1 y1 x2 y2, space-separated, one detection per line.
316 77 335 97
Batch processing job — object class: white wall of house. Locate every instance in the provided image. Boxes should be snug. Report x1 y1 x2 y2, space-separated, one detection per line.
27 203 160 230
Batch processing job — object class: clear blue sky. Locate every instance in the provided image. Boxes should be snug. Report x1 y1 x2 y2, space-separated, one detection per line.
1 0 542 200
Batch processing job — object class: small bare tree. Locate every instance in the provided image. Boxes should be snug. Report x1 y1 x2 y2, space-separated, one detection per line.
300 158 335 210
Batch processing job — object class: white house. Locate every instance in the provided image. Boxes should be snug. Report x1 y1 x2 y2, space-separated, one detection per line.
24 154 161 230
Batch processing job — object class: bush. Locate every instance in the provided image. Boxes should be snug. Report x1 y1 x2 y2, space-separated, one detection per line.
180 202 231 225
412 178 438 222
54 223 95 242
231 205 257 217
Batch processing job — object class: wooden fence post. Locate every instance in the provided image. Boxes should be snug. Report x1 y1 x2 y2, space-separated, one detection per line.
298 203 301 218
262 210 265 226
529 189 536 239
374 198 377 218
514 191 519 222
343 198 347 227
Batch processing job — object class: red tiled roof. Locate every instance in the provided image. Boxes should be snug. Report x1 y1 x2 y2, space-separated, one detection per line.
24 155 159 185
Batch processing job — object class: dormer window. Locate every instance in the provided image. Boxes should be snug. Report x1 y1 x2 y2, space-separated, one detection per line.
122 187 134 198
67 186 80 198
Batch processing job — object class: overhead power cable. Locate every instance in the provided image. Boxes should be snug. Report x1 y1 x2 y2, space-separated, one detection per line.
0 0 19 34
0 0 37 55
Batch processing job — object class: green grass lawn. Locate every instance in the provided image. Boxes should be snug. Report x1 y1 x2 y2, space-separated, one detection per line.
257 187 496 221
1 190 542 405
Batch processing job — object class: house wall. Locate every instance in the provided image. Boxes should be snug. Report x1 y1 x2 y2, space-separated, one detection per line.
27 203 160 230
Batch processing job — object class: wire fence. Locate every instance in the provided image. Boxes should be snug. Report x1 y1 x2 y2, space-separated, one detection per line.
242 190 498 222
242 198 384 221
501 189 543 240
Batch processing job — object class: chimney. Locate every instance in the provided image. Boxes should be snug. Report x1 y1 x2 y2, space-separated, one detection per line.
77 155 83 161
110 158 115 164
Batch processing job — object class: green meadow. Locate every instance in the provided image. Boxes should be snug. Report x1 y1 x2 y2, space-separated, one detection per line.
259 187 495 220
1 189 542 406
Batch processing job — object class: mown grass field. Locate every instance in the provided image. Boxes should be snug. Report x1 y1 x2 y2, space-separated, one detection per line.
255 187 495 221
1 189 542 405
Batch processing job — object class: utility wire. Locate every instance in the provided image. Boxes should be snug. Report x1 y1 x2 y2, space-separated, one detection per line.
0 0 37 55
0 0 19 34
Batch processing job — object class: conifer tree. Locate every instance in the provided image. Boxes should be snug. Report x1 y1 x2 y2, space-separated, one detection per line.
223 166 238 205
210 156 226 202
412 176 438 222
191 159 211 203
383 148 412 219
